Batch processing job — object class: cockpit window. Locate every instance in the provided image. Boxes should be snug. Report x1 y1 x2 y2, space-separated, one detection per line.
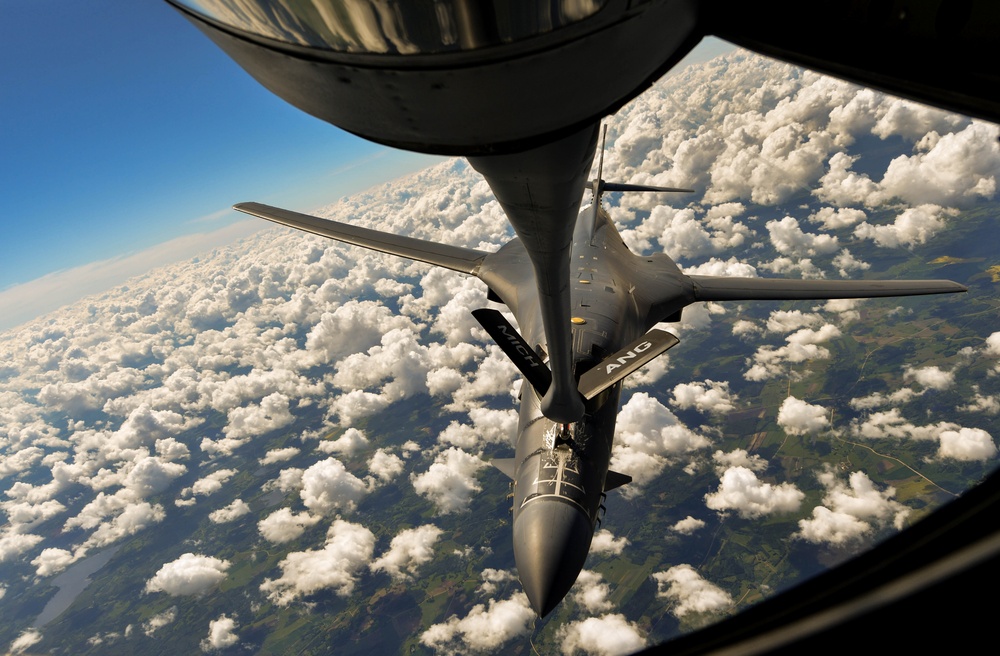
175 0 606 54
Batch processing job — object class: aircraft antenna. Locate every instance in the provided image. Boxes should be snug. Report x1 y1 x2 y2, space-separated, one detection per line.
586 124 693 245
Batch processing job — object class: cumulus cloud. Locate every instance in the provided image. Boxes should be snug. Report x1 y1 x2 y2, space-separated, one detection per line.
305 300 421 363
622 206 751 261
849 387 920 410
681 257 759 278
221 392 295 442
590 529 629 556
73 498 167 550
186 469 237 498
814 152 878 206
201 615 239 652
732 319 763 339
711 448 768 474
766 216 839 258
260 447 300 465
652 564 732 619
257 508 322 544
331 327 432 405
367 448 405 484
670 380 737 415
326 390 392 427
477 568 517 596
436 407 518 450
937 427 997 461
420 592 535 654
809 206 866 230
795 469 910 546
705 467 804 518
570 570 615 614
316 427 369 456
744 324 842 381
985 331 1000 357
32 547 79 577
557 614 647 656
670 516 706 535
854 205 955 249
9 629 42 654
261 519 376 604
410 447 485 514
265 467 305 494
611 393 711 491
145 553 231 597
958 387 1000 415
765 310 823 334
851 408 997 461
871 98 969 141
777 396 830 435
902 365 954 391
370 524 442 582
299 457 369 515
208 499 250 524
143 606 177 637
832 248 871 277
873 121 999 207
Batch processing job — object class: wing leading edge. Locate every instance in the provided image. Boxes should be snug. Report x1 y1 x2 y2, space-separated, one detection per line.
234 202 490 276
688 275 968 302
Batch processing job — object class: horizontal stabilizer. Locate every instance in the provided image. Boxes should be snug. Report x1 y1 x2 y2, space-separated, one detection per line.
472 308 552 396
578 329 679 400
688 275 968 302
234 202 489 276
604 470 631 492
601 182 694 194
492 458 516 480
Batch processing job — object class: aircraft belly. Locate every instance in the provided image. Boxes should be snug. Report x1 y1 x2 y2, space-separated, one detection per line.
511 384 621 526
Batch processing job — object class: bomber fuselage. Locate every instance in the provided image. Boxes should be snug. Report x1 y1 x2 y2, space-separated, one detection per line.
480 204 678 616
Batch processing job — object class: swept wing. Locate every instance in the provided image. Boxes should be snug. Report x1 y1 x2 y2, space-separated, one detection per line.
234 202 489 276
688 275 967 302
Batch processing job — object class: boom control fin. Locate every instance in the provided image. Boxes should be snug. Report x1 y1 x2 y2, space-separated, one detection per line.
472 308 553 396
577 329 679 400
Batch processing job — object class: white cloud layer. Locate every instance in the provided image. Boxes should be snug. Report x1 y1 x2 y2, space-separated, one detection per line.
670 516 706 535
410 447 485 514
652 564 732 619
370 524 442 582
795 469 910 546
420 592 535 654
557 614 647 656
260 519 376 605
705 467 804 518
257 508 322 544
611 393 711 491
200 615 239 652
145 553 231 597
777 396 830 435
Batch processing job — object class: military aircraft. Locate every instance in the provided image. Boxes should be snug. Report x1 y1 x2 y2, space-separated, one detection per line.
233 133 965 614
167 0 995 628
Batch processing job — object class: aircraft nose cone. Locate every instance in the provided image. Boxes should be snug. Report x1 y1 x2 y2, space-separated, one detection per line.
513 500 593 617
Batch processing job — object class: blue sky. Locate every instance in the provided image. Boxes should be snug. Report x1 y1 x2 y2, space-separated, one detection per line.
0 2 733 330
0 2 439 299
